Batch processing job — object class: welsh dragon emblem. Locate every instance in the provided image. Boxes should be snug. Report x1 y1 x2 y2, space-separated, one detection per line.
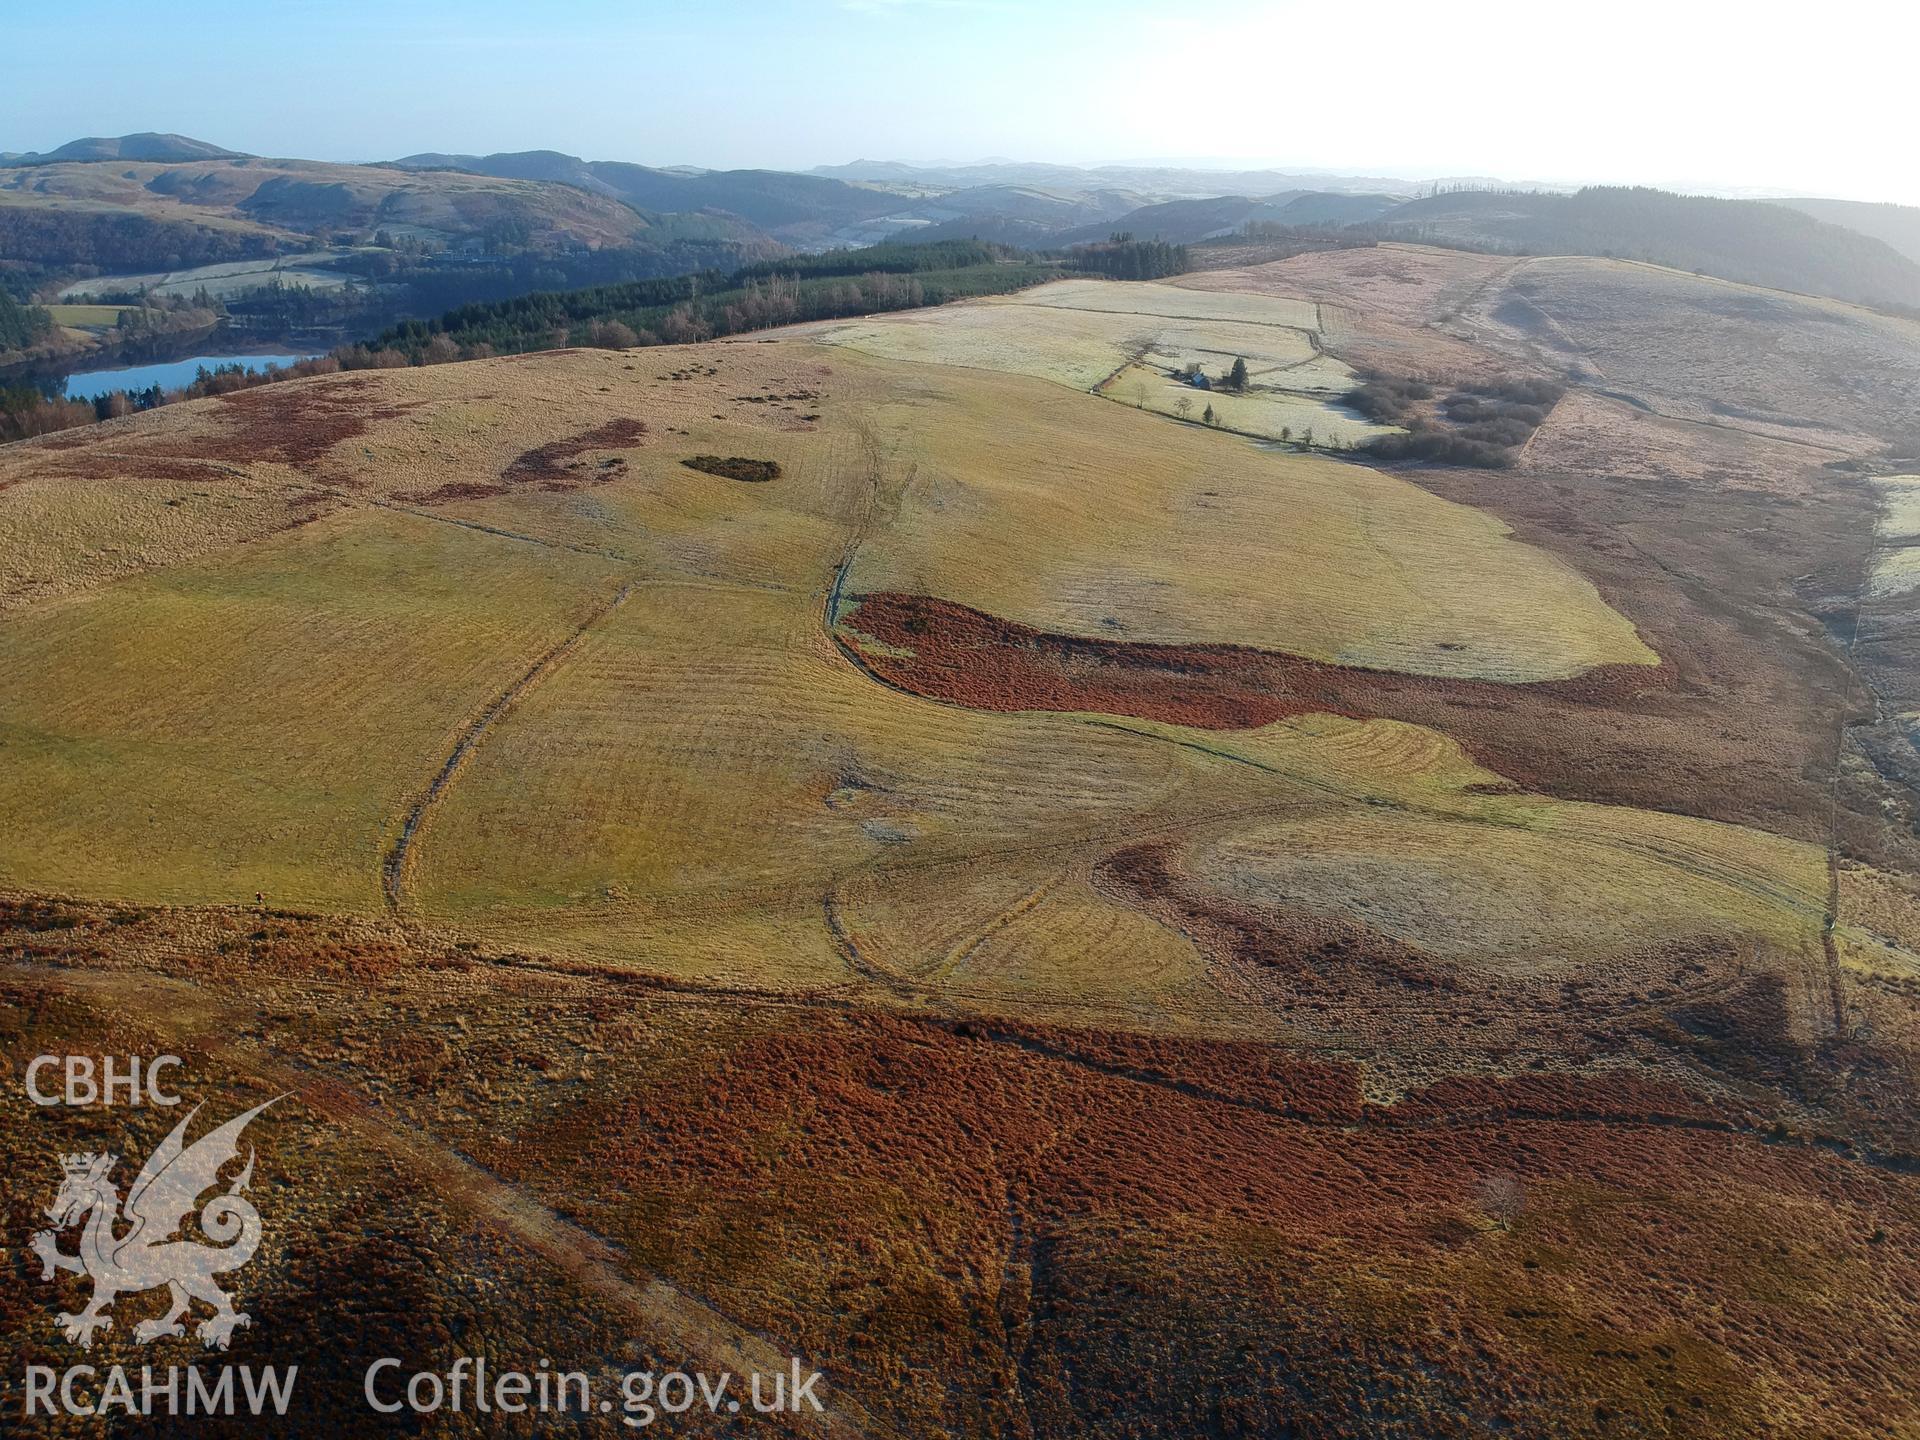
30 1098 281 1351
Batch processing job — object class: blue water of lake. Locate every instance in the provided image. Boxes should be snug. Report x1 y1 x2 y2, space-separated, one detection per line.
62 353 320 400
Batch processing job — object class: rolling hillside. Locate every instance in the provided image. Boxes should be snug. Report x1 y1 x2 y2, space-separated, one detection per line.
5 131 247 164
1775 195 1920 267
812 157 1431 196
0 144 789 368
392 149 906 245
4 249 1917 1434
1051 191 1404 246
2 155 665 253
1367 186 1920 311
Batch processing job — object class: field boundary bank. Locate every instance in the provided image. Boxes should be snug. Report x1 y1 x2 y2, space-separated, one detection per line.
381 581 635 912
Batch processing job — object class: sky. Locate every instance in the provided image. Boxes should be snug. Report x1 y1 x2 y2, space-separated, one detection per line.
5 0 1916 205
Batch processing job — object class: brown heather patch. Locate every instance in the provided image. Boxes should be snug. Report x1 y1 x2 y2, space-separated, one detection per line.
1096 840 1458 992
2 898 1914 1437
501 417 648 489
843 590 1662 732
940 1016 1367 1122
393 417 650 504
9 377 425 481
34 453 244 484
201 377 424 469
1387 1071 1732 1129
392 479 508 505
534 1006 1915 1439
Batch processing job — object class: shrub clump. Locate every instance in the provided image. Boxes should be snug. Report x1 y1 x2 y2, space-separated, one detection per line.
1344 374 1433 425
1350 371 1565 469
1363 430 1520 468
682 455 781 483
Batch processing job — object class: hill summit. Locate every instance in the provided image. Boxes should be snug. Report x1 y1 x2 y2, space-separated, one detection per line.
5 132 247 165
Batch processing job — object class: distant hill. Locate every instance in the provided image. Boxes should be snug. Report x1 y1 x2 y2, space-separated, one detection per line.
1369 186 1920 311
1044 191 1402 248
898 184 1143 244
392 149 621 196
6 133 247 165
1773 197 1920 268
0 154 784 365
391 153 1432 254
1049 195 1291 247
392 151 902 244
1274 191 1404 227
0 157 673 256
811 158 1424 198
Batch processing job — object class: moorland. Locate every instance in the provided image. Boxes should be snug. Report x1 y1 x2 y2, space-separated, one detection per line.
3 226 1918 1436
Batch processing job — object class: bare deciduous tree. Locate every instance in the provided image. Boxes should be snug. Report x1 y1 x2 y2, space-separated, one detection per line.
1479 1172 1524 1231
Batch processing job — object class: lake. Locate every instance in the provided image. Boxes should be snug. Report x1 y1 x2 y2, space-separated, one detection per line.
62 352 321 401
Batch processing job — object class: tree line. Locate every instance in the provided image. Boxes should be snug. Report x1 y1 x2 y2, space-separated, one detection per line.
1066 234 1190 280
2 235 1201 444
367 244 1064 362
0 209 281 294
1 241 1064 441
1345 371 1565 468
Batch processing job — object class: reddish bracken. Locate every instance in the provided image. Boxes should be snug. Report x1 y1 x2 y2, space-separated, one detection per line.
841 590 1664 733
205 378 423 468
833 592 1870 843
502 417 649 489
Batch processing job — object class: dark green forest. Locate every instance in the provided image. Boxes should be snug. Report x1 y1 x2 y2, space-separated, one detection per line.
370 241 1064 360
0 209 282 294
1066 234 1190 280
0 288 52 350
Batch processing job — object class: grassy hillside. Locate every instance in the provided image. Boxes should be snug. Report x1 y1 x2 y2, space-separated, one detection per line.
3 249 1917 1435
2 156 662 251
1368 185 1920 311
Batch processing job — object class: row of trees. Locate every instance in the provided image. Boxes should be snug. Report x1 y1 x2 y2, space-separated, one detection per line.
1 241 1067 442
733 239 1014 282
0 351 368 443
371 246 1063 362
1068 234 1190 280
3 232 1201 446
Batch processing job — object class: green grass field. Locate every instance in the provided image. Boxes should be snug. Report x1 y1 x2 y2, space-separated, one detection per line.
821 277 1397 451
44 302 130 331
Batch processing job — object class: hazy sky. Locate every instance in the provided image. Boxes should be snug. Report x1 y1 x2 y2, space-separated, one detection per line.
7 0 1915 204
